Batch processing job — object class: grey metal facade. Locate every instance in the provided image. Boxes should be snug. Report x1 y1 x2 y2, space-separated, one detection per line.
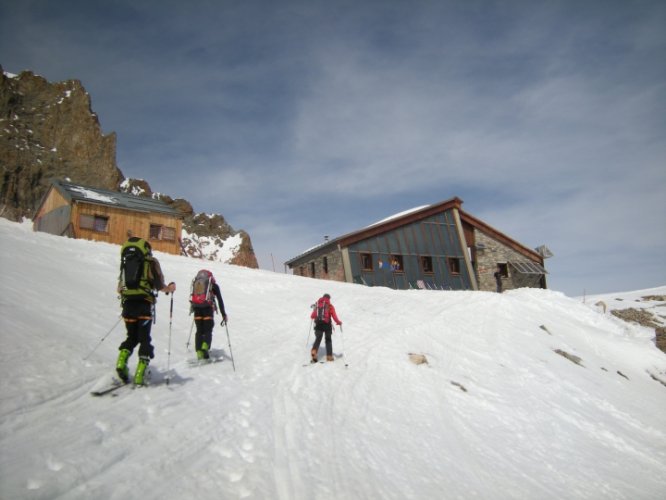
346 209 472 290
286 197 547 292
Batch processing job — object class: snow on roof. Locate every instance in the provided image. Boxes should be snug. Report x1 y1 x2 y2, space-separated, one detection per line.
68 185 119 204
366 205 431 228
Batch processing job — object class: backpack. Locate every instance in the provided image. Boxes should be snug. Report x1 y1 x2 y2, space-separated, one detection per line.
119 237 154 299
190 269 215 309
315 297 331 323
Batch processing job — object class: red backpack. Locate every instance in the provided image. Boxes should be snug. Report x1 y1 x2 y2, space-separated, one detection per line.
315 296 331 323
190 269 215 308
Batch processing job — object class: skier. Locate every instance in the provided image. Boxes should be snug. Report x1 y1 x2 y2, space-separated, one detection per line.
310 293 342 362
190 269 227 360
493 264 503 293
116 237 176 385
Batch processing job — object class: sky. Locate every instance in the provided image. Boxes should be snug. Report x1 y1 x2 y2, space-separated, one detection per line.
2 218 666 499
1 0 665 296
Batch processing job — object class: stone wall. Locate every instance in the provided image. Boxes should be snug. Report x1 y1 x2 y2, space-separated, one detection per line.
473 229 544 292
294 248 346 282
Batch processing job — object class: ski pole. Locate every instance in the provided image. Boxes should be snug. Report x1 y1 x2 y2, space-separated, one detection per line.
83 316 123 360
186 317 195 350
305 317 314 347
166 292 174 386
339 324 348 368
224 320 236 372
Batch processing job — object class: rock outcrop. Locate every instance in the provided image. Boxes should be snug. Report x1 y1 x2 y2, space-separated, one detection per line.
0 66 123 220
1 66 258 268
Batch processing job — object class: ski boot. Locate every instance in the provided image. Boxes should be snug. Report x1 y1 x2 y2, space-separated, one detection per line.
133 356 150 386
116 349 131 383
310 348 318 363
326 355 334 362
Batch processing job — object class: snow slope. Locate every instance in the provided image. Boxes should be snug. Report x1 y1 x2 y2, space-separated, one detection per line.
1 218 665 500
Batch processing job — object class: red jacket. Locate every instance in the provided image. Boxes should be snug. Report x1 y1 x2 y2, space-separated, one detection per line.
310 296 342 325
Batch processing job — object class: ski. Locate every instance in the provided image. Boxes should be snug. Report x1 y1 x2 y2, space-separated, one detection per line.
302 360 349 368
91 381 128 397
187 356 223 367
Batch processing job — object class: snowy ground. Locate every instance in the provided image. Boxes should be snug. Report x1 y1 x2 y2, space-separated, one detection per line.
1 218 665 500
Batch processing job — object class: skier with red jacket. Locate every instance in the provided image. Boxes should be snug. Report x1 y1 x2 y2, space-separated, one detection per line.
310 293 342 362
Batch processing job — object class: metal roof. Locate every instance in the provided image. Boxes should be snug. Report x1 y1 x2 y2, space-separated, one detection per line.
285 196 545 268
53 180 182 217
509 260 548 275
285 198 463 266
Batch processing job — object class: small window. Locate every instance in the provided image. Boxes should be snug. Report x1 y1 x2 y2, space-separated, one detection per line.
360 253 373 271
323 256 329 274
80 214 108 233
149 224 162 239
390 255 403 272
420 256 434 274
310 262 315 277
161 226 176 241
497 263 509 278
447 257 461 275
149 224 176 241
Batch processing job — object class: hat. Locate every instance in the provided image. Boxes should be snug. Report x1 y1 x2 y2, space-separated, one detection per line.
323 293 331 299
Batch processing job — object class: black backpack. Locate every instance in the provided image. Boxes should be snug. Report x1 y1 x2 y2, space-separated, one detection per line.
119 237 153 298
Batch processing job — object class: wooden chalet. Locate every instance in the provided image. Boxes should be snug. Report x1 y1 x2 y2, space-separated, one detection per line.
33 180 184 255
285 197 549 292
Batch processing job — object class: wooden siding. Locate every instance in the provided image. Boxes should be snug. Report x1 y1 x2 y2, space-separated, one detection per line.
70 201 182 254
34 186 183 255
34 187 69 218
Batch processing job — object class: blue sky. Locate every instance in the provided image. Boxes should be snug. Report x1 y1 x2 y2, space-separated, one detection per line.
2 0 664 296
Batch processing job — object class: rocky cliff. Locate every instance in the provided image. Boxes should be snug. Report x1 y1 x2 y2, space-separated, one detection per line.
0 66 122 219
0 66 258 268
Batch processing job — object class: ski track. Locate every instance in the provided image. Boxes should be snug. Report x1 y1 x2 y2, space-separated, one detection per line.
2 220 666 499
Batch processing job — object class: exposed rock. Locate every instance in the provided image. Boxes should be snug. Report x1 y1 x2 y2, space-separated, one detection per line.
179 212 258 268
408 353 428 365
0 66 123 219
553 349 583 366
1 66 258 268
611 308 661 329
641 295 666 302
656 327 666 353
119 179 258 268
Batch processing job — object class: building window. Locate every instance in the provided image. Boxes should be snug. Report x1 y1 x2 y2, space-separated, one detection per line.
150 224 176 241
323 256 329 274
360 253 373 271
79 214 109 233
390 254 403 272
161 226 176 241
497 262 509 278
447 257 461 275
420 256 434 274
310 262 315 277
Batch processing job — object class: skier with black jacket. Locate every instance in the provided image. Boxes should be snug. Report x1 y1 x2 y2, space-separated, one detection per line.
116 237 176 385
190 269 227 360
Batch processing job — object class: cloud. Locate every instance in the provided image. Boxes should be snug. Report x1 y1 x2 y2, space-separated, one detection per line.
2 0 664 295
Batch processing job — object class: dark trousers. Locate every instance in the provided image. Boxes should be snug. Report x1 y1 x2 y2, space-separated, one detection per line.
195 319 214 351
119 299 154 359
313 321 333 356
193 306 215 351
